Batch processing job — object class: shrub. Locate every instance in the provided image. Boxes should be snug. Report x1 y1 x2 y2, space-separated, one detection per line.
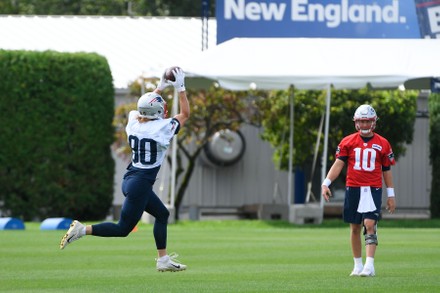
0 50 115 220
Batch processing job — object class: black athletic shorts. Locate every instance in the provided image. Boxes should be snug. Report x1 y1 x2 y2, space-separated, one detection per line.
343 186 382 224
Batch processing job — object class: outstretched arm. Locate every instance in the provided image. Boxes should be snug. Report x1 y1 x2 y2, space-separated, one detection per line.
174 90 190 126
154 67 190 126
170 68 190 126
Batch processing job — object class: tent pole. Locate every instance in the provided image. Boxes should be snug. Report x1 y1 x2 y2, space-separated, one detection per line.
288 87 294 206
321 84 331 209
170 88 178 208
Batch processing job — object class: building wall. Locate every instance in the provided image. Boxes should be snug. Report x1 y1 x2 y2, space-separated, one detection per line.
184 125 289 207
391 94 431 216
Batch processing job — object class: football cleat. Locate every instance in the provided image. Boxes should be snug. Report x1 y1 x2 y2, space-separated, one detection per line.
359 266 375 277
349 267 364 277
59 220 85 250
156 252 187 272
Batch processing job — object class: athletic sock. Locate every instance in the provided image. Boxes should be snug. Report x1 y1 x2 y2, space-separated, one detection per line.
365 257 374 268
81 226 86 236
354 257 363 268
158 255 169 262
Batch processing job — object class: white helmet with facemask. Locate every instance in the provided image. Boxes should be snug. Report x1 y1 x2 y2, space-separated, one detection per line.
353 104 377 135
137 92 167 119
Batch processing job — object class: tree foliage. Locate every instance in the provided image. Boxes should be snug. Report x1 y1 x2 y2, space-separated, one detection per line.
0 0 216 17
429 93 440 218
0 50 114 221
257 87 419 171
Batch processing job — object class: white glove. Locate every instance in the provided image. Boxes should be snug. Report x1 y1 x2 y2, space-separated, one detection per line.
156 72 170 91
170 68 186 92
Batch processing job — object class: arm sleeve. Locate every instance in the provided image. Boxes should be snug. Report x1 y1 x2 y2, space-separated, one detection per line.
381 138 396 167
128 110 139 122
171 118 181 134
337 156 348 163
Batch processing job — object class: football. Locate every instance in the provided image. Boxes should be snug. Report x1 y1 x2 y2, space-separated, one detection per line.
164 66 180 82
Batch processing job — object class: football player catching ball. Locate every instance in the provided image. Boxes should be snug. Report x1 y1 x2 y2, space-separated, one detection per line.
60 67 189 272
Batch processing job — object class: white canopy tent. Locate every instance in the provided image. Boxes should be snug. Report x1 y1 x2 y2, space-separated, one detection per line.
182 38 440 90
181 37 440 213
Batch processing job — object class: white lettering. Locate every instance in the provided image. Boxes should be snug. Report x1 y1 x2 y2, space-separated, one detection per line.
225 0 406 27
290 0 405 28
260 2 286 21
365 5 382 23
292 0 308 21
308 3 324 22
224 0 286 21
246 2 261 20
382 0 399 23
224 0 243 19
325 4 340 28
428 6 440 34
341 0 348 22
348 5 365 23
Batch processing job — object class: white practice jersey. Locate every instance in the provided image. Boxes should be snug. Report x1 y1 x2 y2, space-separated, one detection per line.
126 110 180 169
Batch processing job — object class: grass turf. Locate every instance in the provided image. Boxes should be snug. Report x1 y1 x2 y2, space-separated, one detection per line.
0 219 439 292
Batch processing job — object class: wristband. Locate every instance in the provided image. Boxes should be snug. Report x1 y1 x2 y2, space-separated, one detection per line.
387 187 395 197
322 178 331 187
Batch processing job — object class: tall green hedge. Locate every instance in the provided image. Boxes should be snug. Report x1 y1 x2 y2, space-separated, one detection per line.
429 93 440 218
0 50 115 221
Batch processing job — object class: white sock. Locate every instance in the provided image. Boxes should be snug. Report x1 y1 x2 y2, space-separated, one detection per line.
365 257 374 268
80 226 86 236
354 257 363 269
158 255 169 262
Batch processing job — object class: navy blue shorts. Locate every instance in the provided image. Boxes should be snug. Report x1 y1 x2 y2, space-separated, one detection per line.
343 186 382 224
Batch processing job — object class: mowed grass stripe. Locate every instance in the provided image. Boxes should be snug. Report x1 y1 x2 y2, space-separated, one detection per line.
0 220 439 292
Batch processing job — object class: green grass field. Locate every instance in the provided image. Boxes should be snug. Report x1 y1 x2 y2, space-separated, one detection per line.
1 219 439 292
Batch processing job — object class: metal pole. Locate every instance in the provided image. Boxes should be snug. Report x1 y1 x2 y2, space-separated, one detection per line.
288 88 294 206
320 84 331 209
170 88 178 207
201 0 210 51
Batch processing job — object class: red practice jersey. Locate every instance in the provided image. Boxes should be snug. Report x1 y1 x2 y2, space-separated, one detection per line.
336 132 395 187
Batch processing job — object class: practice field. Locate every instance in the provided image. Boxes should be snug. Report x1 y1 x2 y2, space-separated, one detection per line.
1 220 439 292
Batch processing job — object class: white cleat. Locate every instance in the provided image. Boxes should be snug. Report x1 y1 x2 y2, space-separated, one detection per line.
156 253 187 272
60 220 85 250
359 266 375 277
349 267 364 277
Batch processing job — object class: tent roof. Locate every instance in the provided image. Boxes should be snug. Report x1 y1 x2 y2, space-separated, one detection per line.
2 16 439 91
0 15 217 88
183 38 440 90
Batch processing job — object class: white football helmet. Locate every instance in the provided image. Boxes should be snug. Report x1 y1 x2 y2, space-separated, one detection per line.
353 104 378 135
137 92 167 119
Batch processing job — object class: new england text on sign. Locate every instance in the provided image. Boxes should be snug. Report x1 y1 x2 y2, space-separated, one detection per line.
217 0 422 43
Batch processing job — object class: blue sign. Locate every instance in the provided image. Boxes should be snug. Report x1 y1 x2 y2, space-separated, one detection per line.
432 78 440 93
217 0 423 43
415 0 440 38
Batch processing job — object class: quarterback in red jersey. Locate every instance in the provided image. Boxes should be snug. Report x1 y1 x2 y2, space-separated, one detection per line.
321 104 396 278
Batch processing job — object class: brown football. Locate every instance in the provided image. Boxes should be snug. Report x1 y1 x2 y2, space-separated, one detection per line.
164 66 181 82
